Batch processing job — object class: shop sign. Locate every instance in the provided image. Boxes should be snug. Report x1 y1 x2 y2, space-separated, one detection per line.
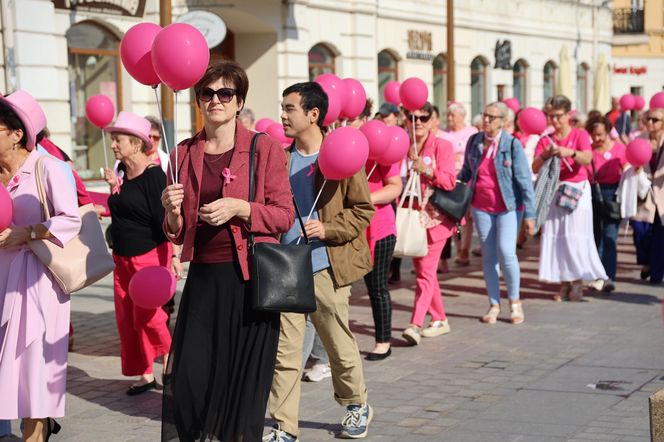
613 65 647 75
176 11 227 49
52 0 147 17
494 40 512 69
407 30 433 61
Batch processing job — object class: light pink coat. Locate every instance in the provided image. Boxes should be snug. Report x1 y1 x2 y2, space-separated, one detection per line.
0 150 80 419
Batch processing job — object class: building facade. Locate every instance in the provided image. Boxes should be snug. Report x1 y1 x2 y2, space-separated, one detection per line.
0 0 614 179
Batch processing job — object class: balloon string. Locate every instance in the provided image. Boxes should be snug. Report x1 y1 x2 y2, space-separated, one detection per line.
622 112 627 137
100 130 109 170
544 134 573 172
174 90 179 184
153 86 176 184
366 162 377 181
297 179 327 245
411 113 417 155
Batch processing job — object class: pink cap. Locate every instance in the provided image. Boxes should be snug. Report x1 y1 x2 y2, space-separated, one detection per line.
0 90 47 150
104 111 152 148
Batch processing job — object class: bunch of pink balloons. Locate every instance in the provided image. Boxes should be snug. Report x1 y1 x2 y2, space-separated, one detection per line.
650 92 664 110
318 127 369 180
314 74 368 125
0 186 12 232
129 266 176 309
517 107 547 136
626 138 653 168
120 22 210 92
85 95 115 128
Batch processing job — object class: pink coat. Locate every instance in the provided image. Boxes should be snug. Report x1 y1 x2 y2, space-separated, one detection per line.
0 150 81 418
165 123 295 281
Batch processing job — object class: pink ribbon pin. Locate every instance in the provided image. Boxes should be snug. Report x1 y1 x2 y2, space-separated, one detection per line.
222 168 237 185
306 164 316 177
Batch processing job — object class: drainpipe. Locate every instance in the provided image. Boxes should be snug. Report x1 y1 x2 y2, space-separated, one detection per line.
1 0 17 93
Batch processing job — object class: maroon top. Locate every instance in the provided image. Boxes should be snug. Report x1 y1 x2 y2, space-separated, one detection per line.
164 123 295 281
193 150 235 263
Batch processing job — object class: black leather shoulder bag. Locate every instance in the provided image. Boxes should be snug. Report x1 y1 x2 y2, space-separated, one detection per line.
248 134 317 313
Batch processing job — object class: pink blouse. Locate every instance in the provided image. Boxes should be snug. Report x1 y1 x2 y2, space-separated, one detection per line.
587 142 627 185
472 150 508 214
535 127 592 183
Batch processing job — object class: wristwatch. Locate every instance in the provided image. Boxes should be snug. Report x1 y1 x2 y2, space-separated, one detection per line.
29 225 37 240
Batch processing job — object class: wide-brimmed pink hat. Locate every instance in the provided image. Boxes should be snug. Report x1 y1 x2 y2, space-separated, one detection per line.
104 111 152 149
0 90 47 150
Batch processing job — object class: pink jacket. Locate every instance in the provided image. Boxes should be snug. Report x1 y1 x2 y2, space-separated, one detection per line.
164 123 295 281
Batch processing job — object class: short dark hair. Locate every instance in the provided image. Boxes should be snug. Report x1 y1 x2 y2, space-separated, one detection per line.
0 100 27 147
282 82 328 130
359 99 373 120
194 61 249 109
405 101 434 116
545 95 572 113
432 105 440 118
585 114 613 133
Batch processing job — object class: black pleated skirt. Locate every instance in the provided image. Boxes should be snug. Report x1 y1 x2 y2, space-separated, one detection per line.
162 262 280 442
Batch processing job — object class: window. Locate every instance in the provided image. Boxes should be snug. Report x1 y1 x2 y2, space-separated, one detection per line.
513 59 528 106
576 63 590 113
471 56 488 117
433 53 447 114
543 61 557 102
308 44 335 81
377 50 399 106
66 21 122 178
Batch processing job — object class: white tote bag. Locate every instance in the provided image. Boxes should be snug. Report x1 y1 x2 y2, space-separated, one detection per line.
394 171 428 257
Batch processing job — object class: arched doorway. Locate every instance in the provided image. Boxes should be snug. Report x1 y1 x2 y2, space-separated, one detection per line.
66 21 122 178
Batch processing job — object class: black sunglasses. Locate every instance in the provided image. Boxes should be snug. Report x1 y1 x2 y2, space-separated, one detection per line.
405 113 432 123
199 87 237 103
647 117 662 123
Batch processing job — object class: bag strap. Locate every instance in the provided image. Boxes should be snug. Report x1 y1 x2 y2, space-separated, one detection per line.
33 155 51 222
590 159 605 203
248 134 309 246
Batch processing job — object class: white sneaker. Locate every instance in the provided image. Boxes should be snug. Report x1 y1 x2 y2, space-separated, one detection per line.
303 363 331 382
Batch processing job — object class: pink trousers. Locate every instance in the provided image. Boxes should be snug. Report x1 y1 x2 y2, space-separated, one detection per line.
113 242 172 376
410 224 453 327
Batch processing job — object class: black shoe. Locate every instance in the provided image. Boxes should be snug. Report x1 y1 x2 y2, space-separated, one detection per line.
45 419 61 441
366 348 391 361
641 267 651 280
126 380 157 396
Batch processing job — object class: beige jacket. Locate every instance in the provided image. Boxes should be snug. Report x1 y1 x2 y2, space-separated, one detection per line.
633 139 664 225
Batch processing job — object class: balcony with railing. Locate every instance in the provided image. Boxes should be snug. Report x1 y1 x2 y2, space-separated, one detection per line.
613 8 645 34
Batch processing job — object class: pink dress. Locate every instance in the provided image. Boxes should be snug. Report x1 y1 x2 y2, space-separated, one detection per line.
0 150 81 419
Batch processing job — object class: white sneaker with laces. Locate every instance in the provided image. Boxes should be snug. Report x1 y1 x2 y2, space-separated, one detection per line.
303 363 331 382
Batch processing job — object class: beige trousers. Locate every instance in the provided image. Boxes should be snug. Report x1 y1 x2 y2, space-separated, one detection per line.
268 269 368 436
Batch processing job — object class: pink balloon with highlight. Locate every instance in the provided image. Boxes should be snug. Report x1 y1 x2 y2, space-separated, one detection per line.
399 77 428 111
315 74 345 126
383 81 401 105
619 94 636 112
128 266 176 309
626 138 653 168
266 123 292 148
120 22 162 86
85 94 115 128
634 95 645 111
340 78 367 120
152 23 210 91
359 120 390 161
318 127 369 180
378 126 410 166
517 107 547 136
0 185 12 232
503 98 520 114
650 92 664 110
255 118 275 133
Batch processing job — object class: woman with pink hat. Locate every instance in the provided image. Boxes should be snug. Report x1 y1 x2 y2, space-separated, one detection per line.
0 90 81 439
102 111 173 395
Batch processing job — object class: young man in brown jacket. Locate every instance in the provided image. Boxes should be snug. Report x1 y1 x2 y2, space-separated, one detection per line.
263 82 374 441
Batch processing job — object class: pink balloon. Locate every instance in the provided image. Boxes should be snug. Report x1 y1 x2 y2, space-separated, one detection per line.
517 107 547 136
315 74 345 126
128 266 176 309
85 95 115 128
318 127 369 180
255 118 275 133
626 138 653 168
383 81 401 105
503 98 520 114
399 77 428 111
152 23 210 91
120 23 162 86
266 122 292 148
340 78 367 120
650 92 664 110
619 94 636 112
0 185 12 232
634 95 645 111
360 120 390 161
378 126 410 166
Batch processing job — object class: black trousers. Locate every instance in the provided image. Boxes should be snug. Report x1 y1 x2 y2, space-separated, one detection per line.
364 235 397 343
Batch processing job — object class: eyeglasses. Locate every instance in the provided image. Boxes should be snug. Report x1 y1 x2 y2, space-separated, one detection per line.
405 113 432 123
482 113 503 122
199 87 237 103
149 134 161 141
547 112 567 121
647 117 662 123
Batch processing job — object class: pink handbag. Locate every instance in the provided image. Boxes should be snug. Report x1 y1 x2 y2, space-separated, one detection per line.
28 156 115 294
